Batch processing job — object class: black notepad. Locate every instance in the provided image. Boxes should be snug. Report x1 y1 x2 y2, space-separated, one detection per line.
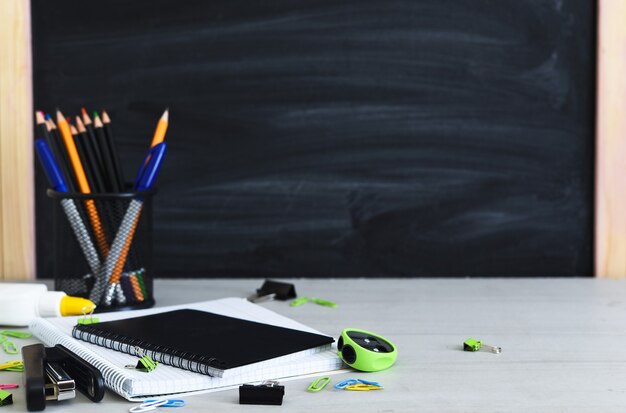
72 309 334 378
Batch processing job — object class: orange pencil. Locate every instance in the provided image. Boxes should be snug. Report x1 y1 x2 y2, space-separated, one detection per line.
56 111 91 193
149 109 169 147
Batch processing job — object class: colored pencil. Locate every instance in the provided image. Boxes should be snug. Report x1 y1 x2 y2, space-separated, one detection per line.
36 112 75 193
76 116 106 189
57 111 91 193
46 116 78 192
35 111 50 140
72 124 105 193
150 109 169 148
95 113 121 192
102 111 125 191
82 109 114 192
80 107 98 142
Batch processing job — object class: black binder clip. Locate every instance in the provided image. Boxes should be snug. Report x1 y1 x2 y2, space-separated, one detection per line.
22 344 105 411
247 280 297 303
0 389 13 406
239 380 285 405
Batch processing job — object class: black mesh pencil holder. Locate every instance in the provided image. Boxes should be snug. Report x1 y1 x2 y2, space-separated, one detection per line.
47 189 155 312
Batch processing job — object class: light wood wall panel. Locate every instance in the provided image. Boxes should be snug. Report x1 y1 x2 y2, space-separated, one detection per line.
0 0 35 280
596 0 626 278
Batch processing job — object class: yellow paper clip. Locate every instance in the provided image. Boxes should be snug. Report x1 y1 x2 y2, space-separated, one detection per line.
344 384 383 391
0 360 24 372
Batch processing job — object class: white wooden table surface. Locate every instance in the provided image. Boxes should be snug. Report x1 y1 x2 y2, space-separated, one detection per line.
2 278 626 412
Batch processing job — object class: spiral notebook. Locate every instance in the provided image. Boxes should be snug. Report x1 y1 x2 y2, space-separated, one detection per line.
72 308 334 378
30 298 343 400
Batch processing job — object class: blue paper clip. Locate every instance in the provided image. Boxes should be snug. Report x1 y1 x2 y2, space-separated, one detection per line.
334 378 382 390
357 379 381 387
144 400 185 408
129 399 185 413
334 379 359 389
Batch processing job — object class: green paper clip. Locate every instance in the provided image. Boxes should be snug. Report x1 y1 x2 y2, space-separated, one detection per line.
0 331 31 355
290 297 309 307
307 376 330 392
0 336 16 355
0 331 32 339
1 341 17 355
311 297 337 308
0 389 13 406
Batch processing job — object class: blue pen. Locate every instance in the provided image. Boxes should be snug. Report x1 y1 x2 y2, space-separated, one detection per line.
134 143 167 191
99 142 167 306
35 139 68 192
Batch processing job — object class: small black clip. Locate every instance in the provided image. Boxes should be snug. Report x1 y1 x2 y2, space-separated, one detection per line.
0 389 13 406
247 280 297 303
239 380 285 405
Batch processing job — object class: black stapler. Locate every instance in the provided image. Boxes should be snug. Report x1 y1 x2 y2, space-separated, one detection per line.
22 343 105 411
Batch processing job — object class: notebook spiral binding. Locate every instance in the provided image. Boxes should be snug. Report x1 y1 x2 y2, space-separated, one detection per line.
72 325 225 377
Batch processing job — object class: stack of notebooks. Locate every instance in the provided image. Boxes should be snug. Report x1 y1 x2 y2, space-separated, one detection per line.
30 298 343 400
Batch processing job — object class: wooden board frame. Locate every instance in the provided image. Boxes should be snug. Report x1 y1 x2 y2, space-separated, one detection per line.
0 0 35 280
595 0 626 278
0 0 620 278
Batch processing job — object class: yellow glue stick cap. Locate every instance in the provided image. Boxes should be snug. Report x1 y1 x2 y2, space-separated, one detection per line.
60 296 96 316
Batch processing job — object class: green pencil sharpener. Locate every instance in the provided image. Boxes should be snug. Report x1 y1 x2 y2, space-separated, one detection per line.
337 328 397 372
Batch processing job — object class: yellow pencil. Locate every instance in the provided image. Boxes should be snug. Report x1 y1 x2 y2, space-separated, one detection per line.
149 109 169 147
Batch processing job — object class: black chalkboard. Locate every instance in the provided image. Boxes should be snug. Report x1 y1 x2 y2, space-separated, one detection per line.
32 0 596 277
